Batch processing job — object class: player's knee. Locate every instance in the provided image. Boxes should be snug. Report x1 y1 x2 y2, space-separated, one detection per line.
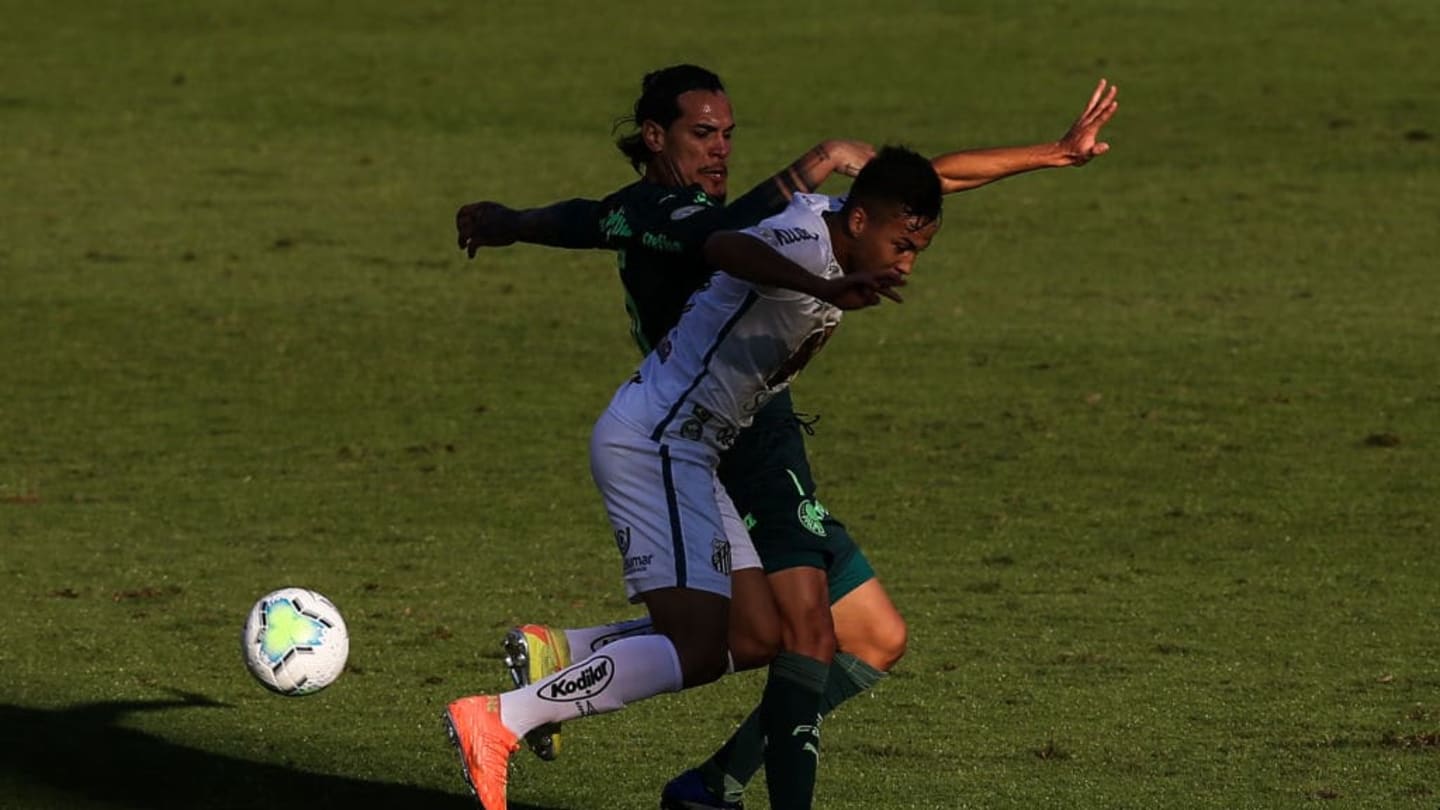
869 611 904 668
644 589 735 687
781 602 837 661
877 615 908 670
842 613 907 672
657 626 731 687
677 641 731 687
727 567 782 670
728 620 781 671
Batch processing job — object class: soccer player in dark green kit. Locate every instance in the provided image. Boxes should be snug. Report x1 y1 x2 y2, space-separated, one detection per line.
454 65 1118 808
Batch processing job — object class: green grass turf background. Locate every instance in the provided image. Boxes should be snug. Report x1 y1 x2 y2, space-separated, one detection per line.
2 1 1437 807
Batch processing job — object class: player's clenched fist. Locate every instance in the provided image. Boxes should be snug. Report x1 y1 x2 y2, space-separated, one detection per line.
456 201 519 256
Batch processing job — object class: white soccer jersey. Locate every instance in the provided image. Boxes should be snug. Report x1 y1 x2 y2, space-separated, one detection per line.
606 193 844 451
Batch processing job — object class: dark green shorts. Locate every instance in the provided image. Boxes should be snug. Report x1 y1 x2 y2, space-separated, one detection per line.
719 395 874 604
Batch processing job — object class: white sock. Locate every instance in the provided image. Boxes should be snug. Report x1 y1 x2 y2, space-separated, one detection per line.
562 619 739 672
499 634 683 737
563 616 654 655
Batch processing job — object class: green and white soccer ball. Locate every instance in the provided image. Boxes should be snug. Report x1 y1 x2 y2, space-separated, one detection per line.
242 587 349 696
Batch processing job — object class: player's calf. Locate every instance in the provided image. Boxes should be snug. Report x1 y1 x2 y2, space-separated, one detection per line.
644 587 734 687
831 577 907 671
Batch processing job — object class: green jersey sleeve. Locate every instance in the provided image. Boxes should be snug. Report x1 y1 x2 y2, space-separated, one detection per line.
596 180 790 257
527 198 606 248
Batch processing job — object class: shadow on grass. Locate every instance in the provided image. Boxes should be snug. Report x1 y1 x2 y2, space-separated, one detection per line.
0 693 566 810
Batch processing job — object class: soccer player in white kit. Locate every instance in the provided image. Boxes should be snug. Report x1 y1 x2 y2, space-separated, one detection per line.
444 146 943 810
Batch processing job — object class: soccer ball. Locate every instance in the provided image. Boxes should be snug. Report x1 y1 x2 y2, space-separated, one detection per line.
241 587 349 696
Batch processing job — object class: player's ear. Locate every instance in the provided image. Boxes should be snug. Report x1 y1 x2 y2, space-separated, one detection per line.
845 204 868 239
642 120 666 155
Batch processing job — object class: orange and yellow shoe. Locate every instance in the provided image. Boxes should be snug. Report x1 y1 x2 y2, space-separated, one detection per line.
443 695 520 810
502 624 571 760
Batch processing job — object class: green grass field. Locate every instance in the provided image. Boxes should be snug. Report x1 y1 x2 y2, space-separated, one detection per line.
3 1 1438 807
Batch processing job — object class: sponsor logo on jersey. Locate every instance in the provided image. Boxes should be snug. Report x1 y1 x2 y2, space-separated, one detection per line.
623 553 653 574
615 526 631 555
773 227 819 246
600 209 632 239
641 231 684 253
670 204 707 221
539 657 614 702
711 537 732 575
679 418 703 441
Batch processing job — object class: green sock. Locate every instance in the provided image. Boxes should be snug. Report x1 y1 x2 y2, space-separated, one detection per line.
759 651 828 810
700 652 885 803
699 712 762 803
825 651 886 709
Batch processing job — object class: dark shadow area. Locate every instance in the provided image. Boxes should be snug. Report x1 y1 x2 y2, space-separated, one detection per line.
1 693 566 810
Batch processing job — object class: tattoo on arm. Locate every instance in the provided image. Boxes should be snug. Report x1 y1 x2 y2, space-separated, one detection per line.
774 144 829 198
774 167 804 197
725 142 835 223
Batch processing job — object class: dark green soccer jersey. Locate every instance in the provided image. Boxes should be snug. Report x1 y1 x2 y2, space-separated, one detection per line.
535 178 790 352
595 180 785 353
548 177 804 462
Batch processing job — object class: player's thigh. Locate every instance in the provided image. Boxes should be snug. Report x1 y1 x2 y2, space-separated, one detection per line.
830 576 908 671
716 479 780 669
590 416 732 602
723 453 877 611
714 473 761 580
767 565 836 661
726 464 849 577
728 567 780 670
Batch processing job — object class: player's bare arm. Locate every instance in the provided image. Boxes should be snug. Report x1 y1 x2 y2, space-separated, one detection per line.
702 230 903 310
931 78 1119 193
783 139 876 189
709 139 876 237
722 139 875 213
456 198 603 257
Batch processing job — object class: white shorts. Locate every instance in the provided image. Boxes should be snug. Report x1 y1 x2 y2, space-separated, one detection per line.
589 408 760 602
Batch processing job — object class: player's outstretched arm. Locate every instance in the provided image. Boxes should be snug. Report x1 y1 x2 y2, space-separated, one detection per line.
773 139 876 196
721 140 876 225
703 231 903 310
931 78 1118 194
456 198 603 258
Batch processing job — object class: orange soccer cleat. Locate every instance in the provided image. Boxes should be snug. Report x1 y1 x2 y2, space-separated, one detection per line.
444 695 520 810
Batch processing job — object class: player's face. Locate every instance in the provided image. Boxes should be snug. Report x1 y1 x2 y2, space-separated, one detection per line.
849 205 940 277
656 90 735 198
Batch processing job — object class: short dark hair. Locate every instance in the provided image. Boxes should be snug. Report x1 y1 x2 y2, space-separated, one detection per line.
615 64 726 172
842 145 943 227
